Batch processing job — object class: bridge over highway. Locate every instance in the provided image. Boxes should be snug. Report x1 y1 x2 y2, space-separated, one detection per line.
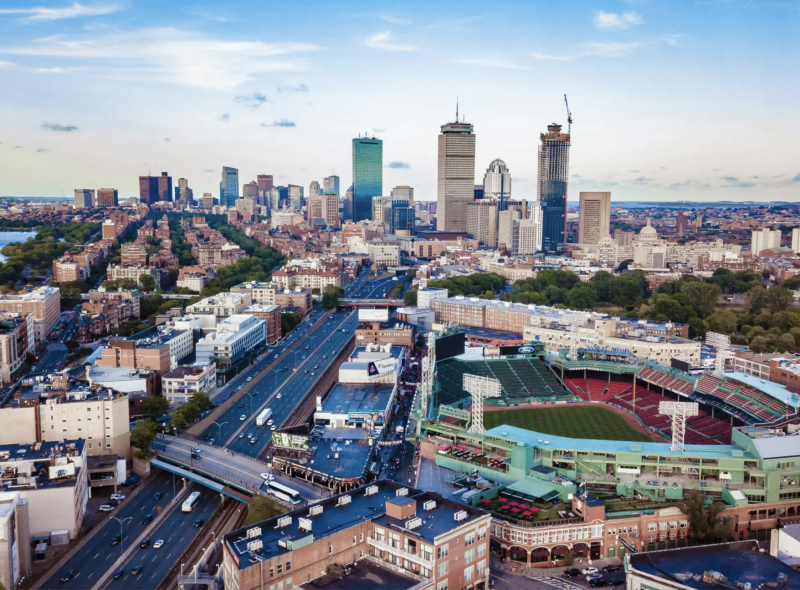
338 298 404 307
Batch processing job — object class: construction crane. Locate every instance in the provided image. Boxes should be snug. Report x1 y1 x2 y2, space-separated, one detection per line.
564 94 572 134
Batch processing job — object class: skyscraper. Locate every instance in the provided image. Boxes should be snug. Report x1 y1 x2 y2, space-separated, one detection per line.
352 136 383 222
482 159 511 203
389 200 413 235
342 186 354 221
390 185 414 205
578 192 611 245
96 188 118 207
220 166 239 207
324 175 340 197
156 172 172 202
73 189 94 209
288 185 304 209
175 179 192 203
537 123 570 252
243 181 259 198
309 181 322 198
138 176 159 205
437 108 475 232
257 174 273 194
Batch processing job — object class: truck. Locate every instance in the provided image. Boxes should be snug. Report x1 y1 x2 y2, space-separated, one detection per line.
256 408 272 427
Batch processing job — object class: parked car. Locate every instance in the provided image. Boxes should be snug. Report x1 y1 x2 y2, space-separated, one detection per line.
582 567 599 575
564 569 581 578
603 565 621 573
609 579 624 586
99 504 115 512
586 573 603 582
110 493 125 501
590 579 608 588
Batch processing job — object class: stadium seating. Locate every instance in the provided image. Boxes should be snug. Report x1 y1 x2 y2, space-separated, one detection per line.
693 374 785 424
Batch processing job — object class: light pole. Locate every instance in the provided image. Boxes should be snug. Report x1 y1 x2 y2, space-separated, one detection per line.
211 421 227 442
110 516 131 558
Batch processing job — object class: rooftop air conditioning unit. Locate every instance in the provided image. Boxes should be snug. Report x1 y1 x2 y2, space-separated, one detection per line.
423 500 437 511
365 485 378 496
454 510 468 522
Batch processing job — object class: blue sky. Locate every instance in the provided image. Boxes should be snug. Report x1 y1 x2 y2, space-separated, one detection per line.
0 0 798 202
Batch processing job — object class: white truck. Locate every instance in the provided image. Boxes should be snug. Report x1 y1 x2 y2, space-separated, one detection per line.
256 408 272 427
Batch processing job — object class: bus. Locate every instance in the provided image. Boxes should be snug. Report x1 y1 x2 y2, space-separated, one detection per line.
182 491 201 513
266 481 301 504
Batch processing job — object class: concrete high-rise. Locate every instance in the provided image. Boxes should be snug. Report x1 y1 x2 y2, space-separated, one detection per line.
73 189 94 209
792 228 800 254
220 166 239 207
175 179 192 203
483 159 511 203
578 192 611 245
390 185 413 204
323 175 340 196
96 188 118 207
309 180 322 198
751 228 781 256
467 200 498 247
243 181 258 198
257 174 273 194
537 123 570 252
288 185 303 209
437 108 475 232
352 136 383 221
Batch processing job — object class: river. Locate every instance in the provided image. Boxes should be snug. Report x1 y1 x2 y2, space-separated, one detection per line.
0 230 38 263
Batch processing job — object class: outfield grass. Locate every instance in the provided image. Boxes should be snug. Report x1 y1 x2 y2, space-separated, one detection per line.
483 405 654 442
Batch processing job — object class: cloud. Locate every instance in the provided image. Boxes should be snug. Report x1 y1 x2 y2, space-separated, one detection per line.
386 161 410 169
593 11 642 30
380 14 410 25
532 36 677 61
34 66 88 73
262 119 295 127
219 113 230 122
632 176 654 184
721 176 756 188
0 27 319 90
0 2 120 22
0 60 13 67
203 168 214 173
666 179 711 190
277 84 308 94
163 137 170 142
190 10 237 23
11 146 23 150
365 31 416 52
36 148 49 153
793 174 800 183
42 121 79 132
234 92 267 108
628 169 639 173
452 57 529 70
372 128 385 134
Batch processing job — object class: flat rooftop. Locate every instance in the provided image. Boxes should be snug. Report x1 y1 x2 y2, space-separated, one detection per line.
290 435 374 481
350 345 404 361
299 558 420 590
630 540 800 589
128 325 186 348
321 383 394 417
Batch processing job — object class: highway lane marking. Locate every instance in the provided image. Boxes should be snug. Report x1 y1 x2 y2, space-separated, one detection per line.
94 552 100 559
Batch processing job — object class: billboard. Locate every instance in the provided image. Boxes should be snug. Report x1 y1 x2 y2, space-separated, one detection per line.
367 359 395 376
670 358 691 373
48 463 75 480
271 432 310 450
359 308 389 322
435 332 466 361
499 344 542 357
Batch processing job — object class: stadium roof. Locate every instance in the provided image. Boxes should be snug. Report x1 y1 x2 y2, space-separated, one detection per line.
723 371 800 409
505 479 562 502
486 425 756 460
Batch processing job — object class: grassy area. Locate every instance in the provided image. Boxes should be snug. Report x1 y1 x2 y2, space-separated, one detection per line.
483 406 653 442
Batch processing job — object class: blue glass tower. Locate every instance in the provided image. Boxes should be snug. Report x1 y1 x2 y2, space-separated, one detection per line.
537 124 570 252
220 166 239 208
352 137 383 222
390 200 414 234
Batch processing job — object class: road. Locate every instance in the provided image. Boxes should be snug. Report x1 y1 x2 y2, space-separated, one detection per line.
99 485 219 590
40 469 182 590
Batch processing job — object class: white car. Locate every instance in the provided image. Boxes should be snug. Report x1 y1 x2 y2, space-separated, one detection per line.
247 377 252 381
192 447 201 453
110 494 125 501
239 414 246 421
153 539 164 549
238 433 245 439
260 473 274 481
276 393 282 399
581 567 599 575
99 504 115 512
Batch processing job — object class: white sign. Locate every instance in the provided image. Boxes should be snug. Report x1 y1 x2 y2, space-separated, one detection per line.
373 359 395 374
48 463 75 480
358 309 389 322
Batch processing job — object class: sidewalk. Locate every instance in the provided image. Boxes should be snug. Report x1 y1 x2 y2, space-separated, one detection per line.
490 555 622 579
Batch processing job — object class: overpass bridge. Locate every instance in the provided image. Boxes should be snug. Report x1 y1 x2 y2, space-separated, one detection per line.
150 458 251 503
338 298 405 307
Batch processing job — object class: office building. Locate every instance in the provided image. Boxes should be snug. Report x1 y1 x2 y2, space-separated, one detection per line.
161 362 217 405
389 200 414 235
96 188 118 207
537 123 571 252
371 196 392 228
498 202 527 249
752 228 782 256
474 184 485 200
257 174 273 195
793 228 800 254
578 192 611 245
467 200 498 247
483 158 511 203
510 217 540 256
186 293 251 318
309 180 322 197
195 315 266 367
342 186 354 221
367 241 400 267
201 193 215 209
0 287 60 343
307 194 340 228
417 286 448 309
243 180 258 198
288 184 304 209
437 108 476 232
231 282 313 318
73 189 94 209
240 304 282 344
528 203 544 252
96 325 193 375
391 185 414 204
174 178 192 203
138 175 158 205
157 172 172 202
323 175 340 196
352 136 383 221
0 313 34 385
220 166 239 207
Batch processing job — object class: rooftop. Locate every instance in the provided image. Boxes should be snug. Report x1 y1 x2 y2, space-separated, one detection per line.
320 383 395 417
162 363 214 380
126 325 187 348
723 371 800 409
298 559 421 590
0 286 59 302
629 541 800 590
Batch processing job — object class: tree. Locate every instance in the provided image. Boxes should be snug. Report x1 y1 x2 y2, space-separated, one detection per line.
191 392 213 412
682 490 734 545
321 286 344 310
404 289 418 306
680 281 721 319
778 333 796 353
65 339 80 352
140 396 170 420
130 420 158 454
705 310 738 335
561 551 576 567
281 312 301 335
564 285 598 310
766 286 792 314
139 273 157 292
750 335 769 353
617 259 633 271
246 495 288 526
744 286 766 314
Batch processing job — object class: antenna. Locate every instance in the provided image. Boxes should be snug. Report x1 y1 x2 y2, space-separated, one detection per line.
564 94 572 135
456 97 459 122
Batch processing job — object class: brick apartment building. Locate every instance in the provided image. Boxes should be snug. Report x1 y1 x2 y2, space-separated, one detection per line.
231 282 313 318
0 287 61 342
355 323 414 349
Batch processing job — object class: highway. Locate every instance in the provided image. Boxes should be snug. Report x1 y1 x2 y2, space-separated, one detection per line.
99 485 218 590
39 469 182 590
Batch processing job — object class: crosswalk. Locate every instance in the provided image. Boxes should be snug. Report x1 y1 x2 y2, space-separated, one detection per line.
534 575 584 590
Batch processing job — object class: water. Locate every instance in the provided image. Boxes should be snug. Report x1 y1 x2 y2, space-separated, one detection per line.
0 231 38 263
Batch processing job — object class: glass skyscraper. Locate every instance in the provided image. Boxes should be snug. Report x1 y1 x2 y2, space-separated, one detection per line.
352 137 383 222
390 200 414 234
537 123 570 252
220 166 239 208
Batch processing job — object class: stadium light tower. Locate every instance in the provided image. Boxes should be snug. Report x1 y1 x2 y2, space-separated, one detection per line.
659 400 699 452
416 331 436 436
464 374 503 434
706 331 731 375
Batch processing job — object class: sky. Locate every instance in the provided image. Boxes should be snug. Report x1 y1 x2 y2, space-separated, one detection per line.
0 0 798 202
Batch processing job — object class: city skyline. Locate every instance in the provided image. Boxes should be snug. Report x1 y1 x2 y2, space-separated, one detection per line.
0 0 797 202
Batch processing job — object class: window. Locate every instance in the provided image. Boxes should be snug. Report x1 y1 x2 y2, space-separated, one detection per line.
648 523 657 532
277 564 283 575
353 536 357 546
477 527 486 540
437 562 448 577
464 549 474 564
477 543 486 559
286 561 291 572
328 546 333 555
465 532 475 546
437 544 449 559
270 568 274 579
477 560 486 576
464 565 474 583
360 533 364 542
437 580 448 590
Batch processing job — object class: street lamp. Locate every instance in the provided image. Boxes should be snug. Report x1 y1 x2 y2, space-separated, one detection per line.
110 516 132 558
211 421 227 442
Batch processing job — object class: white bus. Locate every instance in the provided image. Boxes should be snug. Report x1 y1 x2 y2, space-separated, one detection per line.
182 491 201 513
266 481 301 504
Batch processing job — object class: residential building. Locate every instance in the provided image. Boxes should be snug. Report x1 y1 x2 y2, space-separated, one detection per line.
537 123 571 252
355 323 414 348
752 228 782 255
87 288 141 319
176 267 211 292
73 189 94 209
102 219 118 240
53 258 84 282
96 325 193 375
195 315 266 367
240 304 282 344
367 241 400 267
324 175 340 196
0 313 34 385
231 282 313 318
271 268 342 292
221 481 491 590
511 217 541 256
202 193 215 209
352 136 383 221
578 192 611 245
437 109 476 232
107 264 162 288
322 193 340 228
121 242 148 265
221 166 239 207
792 228 800 254
417 287 448 309
0 490 32 590
161 362 217 405
186 293 251 318
483 158 511 202
467 200 498 247
96 188 118 207
0 286 61 342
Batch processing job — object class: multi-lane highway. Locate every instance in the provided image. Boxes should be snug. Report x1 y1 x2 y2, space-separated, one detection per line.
40 469 183 590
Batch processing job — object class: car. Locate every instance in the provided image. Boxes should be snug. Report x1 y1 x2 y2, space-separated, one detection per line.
276 393 282 399
586 573 603 582
564 569 581 578
153 492 162 501
110 493 125 501
311 372 315 376
140 539 151 548
110 534 121 546
153 539 164 549
589 580 608 588
131 566 143 577
314 366 319 370
305 345 310 350
302 355 306 359
270 425 276 430
142 513 153 525
609 579 624 586
247 377 252 381
240 414 246 421
113 570 125 580
194 519 204 528
260 473 274 480
267 419 274 425
582 567 599 575
603 565 621 573
304 370 308 374
323 355 327 359
250 438 258 444
99 504 115 512
61 569 75 583
238 433 245 438
237 386 242 390
327 338 332 343
191 453 201 460
192 447 202 454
